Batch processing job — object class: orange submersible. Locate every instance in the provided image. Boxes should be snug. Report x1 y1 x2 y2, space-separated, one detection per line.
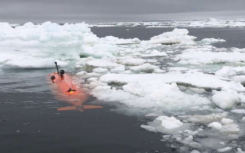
49 62 102 112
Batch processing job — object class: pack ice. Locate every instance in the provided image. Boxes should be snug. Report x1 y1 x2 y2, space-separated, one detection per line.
2 21 245 153
74 26 245 153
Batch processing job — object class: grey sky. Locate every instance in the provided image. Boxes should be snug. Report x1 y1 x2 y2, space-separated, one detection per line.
1 0 245 23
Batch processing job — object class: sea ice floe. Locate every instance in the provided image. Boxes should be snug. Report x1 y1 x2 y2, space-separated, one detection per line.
147 28 196 45
119 58 145 66
180 113 228 124
217 147 233 152
91 18 245 28
215 66 245 77
130 63 159 73
92 68 109 74
141 116 186 134
92 81 210 111
212 91 240 109
200 38 226 45
221 118 234 125
176 50 245 65
99 72 245 91
231 109 245 114
0 22 90 69
140 50 168 57
85 59 119 69
208 122 223 130
2 58 67 69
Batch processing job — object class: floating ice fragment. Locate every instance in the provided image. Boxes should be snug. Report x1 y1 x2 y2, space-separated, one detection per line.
120 58 145 66
176 50 245 65
110 65 125 73
190 150 200 153
130 63 159 73
217 147 232 152
93 68 109 74
148 29 196 45
221 118 234 125
200 38 226 44
212 91 240 109
100 72 245 91
231 109 245 114
237 148 245 153
208 122 223 130
156 116 183 129
86 59 119 69
215 66 245 77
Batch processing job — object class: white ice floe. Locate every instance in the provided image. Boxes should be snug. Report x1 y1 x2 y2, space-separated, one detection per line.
85 59 119 69
221 118 234 125
99 72 245 91
93 68 109 74
233 76 245 85
212 91 240 109
147 28 196 45
208 122 223 130
176 50 245 65
2 58 67 69
93 81 210 111
215 66 245 77
200 38 226 45
181 113 227 124
237 148 245 153
141 116 186 134
100 36 140 45
82 44 119 58
110 65 125 73
130 63 159 73
92 18 245 28
217 147 233 152
140 50 168 57
119 58 145 66
0 22 91 69
190 150 200 153
231 109 245 114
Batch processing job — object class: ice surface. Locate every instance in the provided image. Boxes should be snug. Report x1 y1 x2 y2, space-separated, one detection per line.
215 66 245 77
176 50 245 65
221 118 234 125
181 113 227 124
130 63 159 73
212 91 240 109
208 122 223 130
86 59 119 69
231 109 245 114
217 147 232 152
0 22 91 69
151 116 183 129
92 81 210 110
200 38 226 44
147 28 196 45
141 116 187 134
100 72 245 91
93 18 245 28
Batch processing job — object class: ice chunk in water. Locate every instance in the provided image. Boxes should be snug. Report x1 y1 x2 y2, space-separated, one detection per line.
212 91 240 109
208 122 223 130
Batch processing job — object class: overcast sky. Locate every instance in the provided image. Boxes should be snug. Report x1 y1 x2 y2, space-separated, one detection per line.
1 0 245 23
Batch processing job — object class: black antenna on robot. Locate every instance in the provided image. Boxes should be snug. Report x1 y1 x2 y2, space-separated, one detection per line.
55 62 59 73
